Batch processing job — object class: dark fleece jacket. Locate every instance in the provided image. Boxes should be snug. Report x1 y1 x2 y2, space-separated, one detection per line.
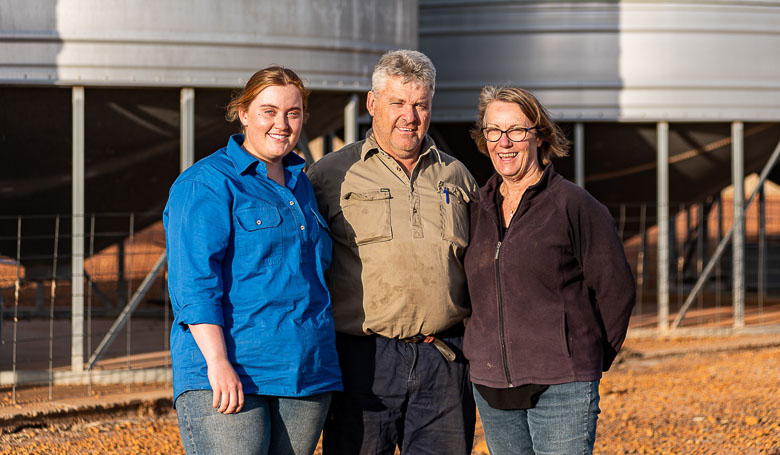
463 165 635 388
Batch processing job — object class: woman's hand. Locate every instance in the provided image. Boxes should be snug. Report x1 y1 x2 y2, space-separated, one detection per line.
206 357 245 414
188 324 245 414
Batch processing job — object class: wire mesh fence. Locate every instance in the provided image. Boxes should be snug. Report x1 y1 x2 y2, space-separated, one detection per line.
2 195 780 405
0 213 171 405
611 190 780 331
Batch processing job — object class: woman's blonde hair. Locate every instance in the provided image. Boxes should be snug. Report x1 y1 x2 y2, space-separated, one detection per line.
470 85 569 164
226 66 310 129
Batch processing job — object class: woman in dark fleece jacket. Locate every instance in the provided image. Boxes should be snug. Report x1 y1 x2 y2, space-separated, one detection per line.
463 86 635 455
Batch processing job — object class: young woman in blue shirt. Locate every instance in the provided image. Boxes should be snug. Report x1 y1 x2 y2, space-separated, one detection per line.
164 66 341 455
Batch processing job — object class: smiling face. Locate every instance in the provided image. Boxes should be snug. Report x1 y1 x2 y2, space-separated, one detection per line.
367 75 432 165
238 84 303 166
484 100 543 183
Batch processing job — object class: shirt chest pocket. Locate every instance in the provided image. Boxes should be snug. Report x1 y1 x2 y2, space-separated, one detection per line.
438 182 470 248
234 205 284 266
341 189 393 246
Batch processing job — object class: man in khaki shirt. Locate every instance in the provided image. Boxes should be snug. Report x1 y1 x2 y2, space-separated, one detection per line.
308 49 478 455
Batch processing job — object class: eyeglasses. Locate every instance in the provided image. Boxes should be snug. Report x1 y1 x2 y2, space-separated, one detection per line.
482 127 536 143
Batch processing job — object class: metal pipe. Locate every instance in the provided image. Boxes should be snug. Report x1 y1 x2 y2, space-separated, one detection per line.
732 121 744 329
657 121 670 331
575 122 585 188
180 88 195 171
344 94 359 145
72 86 85 372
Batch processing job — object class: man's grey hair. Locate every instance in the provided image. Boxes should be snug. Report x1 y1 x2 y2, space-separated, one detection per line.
371 49 436 96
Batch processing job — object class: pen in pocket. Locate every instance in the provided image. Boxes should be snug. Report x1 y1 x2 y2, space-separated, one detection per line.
444 187 450 204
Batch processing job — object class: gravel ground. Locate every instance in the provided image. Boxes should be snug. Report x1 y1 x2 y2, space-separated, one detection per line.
2 335 778 454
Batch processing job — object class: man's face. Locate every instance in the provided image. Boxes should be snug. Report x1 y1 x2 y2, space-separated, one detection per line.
367 76 433 163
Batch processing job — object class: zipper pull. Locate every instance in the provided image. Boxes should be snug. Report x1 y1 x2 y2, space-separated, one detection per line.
494 241 502 260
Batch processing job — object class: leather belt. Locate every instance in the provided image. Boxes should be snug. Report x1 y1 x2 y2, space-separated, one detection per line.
403 335 457 362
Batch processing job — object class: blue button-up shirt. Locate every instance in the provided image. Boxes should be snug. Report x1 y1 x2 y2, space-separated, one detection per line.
164 134 342 403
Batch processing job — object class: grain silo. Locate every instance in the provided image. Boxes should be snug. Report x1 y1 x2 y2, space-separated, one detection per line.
420 0 780 331
0 0 416 377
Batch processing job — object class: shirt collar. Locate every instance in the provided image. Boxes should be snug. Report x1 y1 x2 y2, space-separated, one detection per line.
360 129 439 163
225 133 306 186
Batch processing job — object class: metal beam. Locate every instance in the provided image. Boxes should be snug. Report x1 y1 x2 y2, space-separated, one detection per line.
657 121 670 331
732 121 745 328
574 122 585 188
71 86 85 372
87 253 167 370
344 94 359 144
180 88 195 171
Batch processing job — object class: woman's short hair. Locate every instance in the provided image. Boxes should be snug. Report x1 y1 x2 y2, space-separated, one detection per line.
371 49 436 96
226 66 310 127
470 86 569 164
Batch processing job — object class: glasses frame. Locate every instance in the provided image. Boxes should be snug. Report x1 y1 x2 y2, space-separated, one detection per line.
482 126 536 143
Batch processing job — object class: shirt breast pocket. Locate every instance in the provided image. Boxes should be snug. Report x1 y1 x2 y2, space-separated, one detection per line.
438 182 470 248
341 189 393 246
234 204 284 266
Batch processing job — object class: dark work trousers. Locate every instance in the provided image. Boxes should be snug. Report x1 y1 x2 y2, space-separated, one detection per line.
322 331 476 455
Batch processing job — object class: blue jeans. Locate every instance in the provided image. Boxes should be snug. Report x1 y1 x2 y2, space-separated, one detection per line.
474 381 600 455
175 390 331 455
323 332 475 455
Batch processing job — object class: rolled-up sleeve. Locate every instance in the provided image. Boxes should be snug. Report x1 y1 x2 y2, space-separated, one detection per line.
164 179 231 327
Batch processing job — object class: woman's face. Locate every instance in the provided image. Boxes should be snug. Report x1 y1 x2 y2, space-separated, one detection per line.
239 84 303 165
484 100 542 182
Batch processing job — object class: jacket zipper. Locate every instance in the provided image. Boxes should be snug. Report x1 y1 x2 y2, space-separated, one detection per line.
494 240 513 387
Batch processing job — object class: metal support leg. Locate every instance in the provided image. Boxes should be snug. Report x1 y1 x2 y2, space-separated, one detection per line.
575 122 585 188
344 94 359 145
732 121 744 329
180 88 195 172
758 184 766 310
657 121 670 331
72 86 85 372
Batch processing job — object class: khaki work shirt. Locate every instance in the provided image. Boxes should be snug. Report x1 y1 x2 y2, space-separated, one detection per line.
307 131 478 338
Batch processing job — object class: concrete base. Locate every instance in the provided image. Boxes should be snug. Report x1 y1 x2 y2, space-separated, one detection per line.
0 367 171 386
